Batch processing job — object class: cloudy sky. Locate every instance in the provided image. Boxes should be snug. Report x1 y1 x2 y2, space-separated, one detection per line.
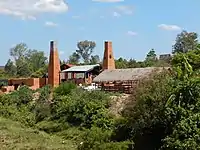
0 0 199 64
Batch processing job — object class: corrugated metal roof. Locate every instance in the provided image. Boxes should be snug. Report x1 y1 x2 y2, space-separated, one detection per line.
61 64 100 72
93 67 169 82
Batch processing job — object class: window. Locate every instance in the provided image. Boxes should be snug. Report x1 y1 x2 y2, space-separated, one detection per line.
68 73 72 79
109 54 112 58
60 72 65 79
76 73 84 78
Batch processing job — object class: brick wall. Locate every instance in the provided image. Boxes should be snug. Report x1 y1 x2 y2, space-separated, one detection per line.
48 41 60 87
7 78 47 91
102 41 115 70
1 86 15 93
39 78 47 88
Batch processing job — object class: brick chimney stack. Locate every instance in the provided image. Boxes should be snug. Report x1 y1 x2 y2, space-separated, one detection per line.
102 41 115 70
48 41 60 87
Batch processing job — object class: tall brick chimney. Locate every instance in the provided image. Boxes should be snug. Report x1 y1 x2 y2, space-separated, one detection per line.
48 41 60 87
102 41 115 70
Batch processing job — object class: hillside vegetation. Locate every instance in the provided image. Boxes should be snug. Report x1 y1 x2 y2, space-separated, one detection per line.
0 117 75 150
1 30 200 149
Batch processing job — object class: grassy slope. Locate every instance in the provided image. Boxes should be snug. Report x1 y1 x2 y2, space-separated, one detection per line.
0 117 76 150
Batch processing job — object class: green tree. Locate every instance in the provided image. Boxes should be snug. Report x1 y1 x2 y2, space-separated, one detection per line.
120 70 172 150
172 30 198 54
161 55 200 149
90 55 100 64
0 70 9 79
76 40 96 64
144 49 157 66
27 50 47 73
127 58 138 68
16 57 32 77
7 43 48 77
172 49 200 71
68 52 81 64
9 43 30 77
4 59 17 76
10 43 29 61
115 57 128 69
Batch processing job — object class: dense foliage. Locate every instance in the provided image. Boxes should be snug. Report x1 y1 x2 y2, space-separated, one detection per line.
0 82 131 149
4 43 48 77
1 30 200 149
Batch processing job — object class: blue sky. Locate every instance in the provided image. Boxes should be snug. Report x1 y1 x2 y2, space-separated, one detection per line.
0 0 200 65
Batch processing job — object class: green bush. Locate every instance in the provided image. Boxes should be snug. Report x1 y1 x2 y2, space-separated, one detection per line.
57 127 85 142
36 120 70 133
78 127 131 150
160 59 200 149
0 87 36 126
10 85 34 106
0 103 36 127
120 72 172 150
34 85 52 123
53 89 113 129
0 85 52 126
98 141 131 150
54 82 76 96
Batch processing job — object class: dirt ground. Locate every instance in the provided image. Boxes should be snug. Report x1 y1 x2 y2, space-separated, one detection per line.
109 94 132 116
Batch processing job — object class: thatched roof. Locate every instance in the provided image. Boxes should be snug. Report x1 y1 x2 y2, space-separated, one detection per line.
93 67 169 82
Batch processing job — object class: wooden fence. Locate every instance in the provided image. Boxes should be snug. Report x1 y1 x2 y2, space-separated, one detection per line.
99 80 139 94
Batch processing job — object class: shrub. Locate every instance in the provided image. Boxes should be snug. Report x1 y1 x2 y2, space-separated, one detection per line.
161 60 200 149
54 81 76 96
0 103 35 127
78 127 131 150
53 89 113 129
121 72 172 150
57 127 85 142
0 86 36 126
36 120 70 133
10 85 33 106
34 85 52 123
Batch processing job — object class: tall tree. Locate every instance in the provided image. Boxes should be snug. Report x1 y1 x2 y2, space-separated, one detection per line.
76 40 96 64
4 59 17 76
172 49 200 71
172 30 198 54
68 52 81 64
90 55 100 64
27 50 47 72
16 57 31 77
6 43 48 77
144 49 157 66
10 43 29 61
115 57 128 69
127 58 139 68
146 49 157 61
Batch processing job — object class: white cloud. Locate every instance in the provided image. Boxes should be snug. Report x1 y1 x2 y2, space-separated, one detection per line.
127 31 137 36
113 11 120 17
111 5 133 17
92 0 124 2
45 21 58 27
115 5 133 15
0 0 68 20
158 24 181 31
